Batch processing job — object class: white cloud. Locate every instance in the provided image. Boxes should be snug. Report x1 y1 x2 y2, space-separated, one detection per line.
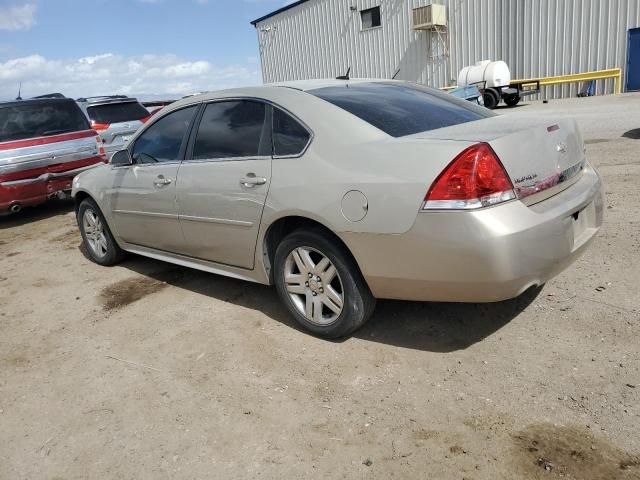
0 3 37 31
0 53 261 100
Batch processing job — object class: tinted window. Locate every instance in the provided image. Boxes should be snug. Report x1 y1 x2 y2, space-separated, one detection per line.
87 102 149 124
273 108 310 156
192 101 267 160
310 82 493 137
0 100 89 143
361 6 381 29
132 106 197 163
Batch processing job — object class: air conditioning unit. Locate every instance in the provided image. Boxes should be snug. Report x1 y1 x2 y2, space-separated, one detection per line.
413 4 447 30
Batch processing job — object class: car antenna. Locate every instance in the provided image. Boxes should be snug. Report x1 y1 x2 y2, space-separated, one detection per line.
16 81 22 100
392 69 400 80
336 67 351 80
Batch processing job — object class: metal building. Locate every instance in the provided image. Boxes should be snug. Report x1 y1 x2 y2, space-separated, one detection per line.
251 0 640 98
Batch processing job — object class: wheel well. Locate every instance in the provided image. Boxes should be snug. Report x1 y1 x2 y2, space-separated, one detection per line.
74 191 91 213
263 216 362 283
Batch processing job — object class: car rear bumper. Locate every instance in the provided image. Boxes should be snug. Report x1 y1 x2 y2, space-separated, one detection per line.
341 165 604 302
0 158 105 213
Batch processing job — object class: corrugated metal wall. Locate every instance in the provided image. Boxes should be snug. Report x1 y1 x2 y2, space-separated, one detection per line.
254 0 640 98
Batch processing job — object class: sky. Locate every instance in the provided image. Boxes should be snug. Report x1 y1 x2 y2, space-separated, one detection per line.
0 0 296 100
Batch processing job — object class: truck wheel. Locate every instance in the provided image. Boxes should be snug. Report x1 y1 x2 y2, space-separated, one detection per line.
483 89 500 109
504 94 520 107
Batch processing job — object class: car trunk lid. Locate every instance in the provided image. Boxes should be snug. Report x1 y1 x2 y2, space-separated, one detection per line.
408 116 586 205
98 120 144 150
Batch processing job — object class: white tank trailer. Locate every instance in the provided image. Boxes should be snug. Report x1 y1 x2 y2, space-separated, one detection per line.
457 60 525 109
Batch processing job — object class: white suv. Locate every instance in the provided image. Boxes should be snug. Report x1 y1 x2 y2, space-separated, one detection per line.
76 96 150 156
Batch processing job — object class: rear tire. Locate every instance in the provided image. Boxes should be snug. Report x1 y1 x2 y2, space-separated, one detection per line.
77 198 126 266
483 88 500 109
504 93 520 107
274 229 376 338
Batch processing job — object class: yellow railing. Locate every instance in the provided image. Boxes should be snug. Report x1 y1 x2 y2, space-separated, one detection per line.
511 68 622 94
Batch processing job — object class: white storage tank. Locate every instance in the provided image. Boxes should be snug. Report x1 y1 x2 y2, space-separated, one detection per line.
458 60 511 88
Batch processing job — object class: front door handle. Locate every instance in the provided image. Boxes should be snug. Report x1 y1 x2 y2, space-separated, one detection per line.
240 173 267 188
153 175 173 187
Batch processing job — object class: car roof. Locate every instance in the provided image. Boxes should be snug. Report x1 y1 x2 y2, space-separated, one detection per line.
160 78 402 114
0 97 77 109
168 78 390 104
269 78 385 91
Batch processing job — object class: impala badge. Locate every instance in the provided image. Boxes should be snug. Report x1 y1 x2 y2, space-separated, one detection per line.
556 142 567 154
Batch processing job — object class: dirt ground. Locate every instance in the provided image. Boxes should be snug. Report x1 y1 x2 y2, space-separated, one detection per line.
1 94 639 479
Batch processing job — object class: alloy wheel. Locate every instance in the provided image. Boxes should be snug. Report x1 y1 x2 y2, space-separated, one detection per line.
283 246 345 325
83 209 108 258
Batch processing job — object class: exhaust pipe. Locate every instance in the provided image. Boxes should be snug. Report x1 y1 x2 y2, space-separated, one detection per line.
56 191 72 201
10 204 22 213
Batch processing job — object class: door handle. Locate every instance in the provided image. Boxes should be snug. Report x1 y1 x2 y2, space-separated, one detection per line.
153 175 173 187
240 173 267 188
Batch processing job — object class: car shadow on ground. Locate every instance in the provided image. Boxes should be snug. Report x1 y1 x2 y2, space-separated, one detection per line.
0 199 74 230
622 128 640 139
494 103 528 110
119 256 542 353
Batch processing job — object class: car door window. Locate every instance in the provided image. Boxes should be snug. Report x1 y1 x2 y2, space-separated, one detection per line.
192 100 268 160
272 108 311 156
132 106 197 164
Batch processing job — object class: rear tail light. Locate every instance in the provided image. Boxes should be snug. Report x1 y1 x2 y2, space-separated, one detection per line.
140 115 151 123
423 143 515 210
90 120 110 131
95 135 107 160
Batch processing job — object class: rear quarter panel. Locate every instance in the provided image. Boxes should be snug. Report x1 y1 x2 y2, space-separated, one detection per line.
264 137 475 235
257 87 475 235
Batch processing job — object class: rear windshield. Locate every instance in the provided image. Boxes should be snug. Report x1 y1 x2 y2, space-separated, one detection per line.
309 82 493 137
87 101 149 124
0 100 90 143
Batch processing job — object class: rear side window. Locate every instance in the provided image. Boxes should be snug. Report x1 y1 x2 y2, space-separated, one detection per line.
87 102 149 124
309 82 493 137
0 100 89 142
192 100 268 160
132 106 197 163
273 108 310 156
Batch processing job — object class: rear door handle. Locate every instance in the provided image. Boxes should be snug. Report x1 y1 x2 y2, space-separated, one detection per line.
240 173 267 187
153 175 173 187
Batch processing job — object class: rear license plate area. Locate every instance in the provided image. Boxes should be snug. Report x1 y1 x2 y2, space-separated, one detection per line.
571 201 595 249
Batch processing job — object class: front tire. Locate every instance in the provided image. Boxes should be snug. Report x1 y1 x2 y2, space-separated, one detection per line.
274 229 375 338
77 198 126 266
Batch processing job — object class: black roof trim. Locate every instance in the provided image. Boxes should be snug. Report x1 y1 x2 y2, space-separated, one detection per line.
76 95 135 103
0 97 76 108
32 93 66 99
250 0 311 26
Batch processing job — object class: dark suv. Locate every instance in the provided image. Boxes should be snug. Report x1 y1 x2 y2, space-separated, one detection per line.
76 96 150 156
0 97 107 215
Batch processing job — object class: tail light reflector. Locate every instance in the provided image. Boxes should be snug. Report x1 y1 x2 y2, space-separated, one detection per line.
90 120 110 131
95 135 107 160
423 143 515 210
140 115 151 123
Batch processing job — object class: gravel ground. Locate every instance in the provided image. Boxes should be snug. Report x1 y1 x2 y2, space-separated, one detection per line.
1 93 639 480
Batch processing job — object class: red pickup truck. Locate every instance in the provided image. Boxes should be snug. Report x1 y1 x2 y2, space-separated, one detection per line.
0 97 107 215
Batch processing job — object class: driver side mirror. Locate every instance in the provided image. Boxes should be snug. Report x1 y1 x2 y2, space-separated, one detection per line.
110 149 133 166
